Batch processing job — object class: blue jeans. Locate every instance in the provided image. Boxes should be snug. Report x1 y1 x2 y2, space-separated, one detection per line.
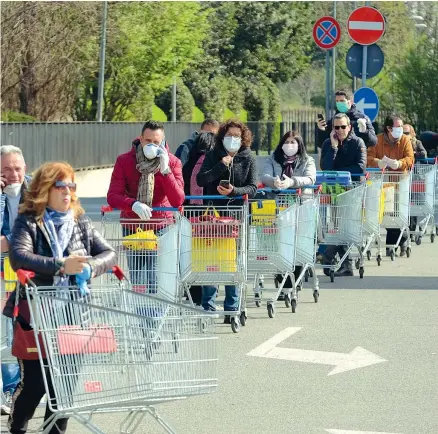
202 285 238 312
123 227 157 293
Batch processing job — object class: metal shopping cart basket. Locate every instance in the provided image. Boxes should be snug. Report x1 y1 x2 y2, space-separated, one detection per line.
361 168 385 266
100 206 182 303
180 195 248 333
381 170 412 261
410 158 437 244
13 268 218 434
317 177 367 281
247 189 299 317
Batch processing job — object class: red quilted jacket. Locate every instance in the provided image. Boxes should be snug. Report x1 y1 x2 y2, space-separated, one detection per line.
107 139 185 221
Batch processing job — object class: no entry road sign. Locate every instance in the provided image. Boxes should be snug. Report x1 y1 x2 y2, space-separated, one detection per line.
313 16 341 50
348 7 385 45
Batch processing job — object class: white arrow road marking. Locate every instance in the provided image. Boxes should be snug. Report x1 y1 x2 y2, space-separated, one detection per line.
355 98 377 113
247 327 388 376
325 430 402 434
349 21 384 31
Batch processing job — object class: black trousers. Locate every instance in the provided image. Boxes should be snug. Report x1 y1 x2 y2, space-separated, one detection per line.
275 266 304 288
386 229 407 247
8 359 69 434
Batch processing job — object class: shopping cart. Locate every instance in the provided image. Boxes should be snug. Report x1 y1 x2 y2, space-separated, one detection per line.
361 168 385 266
247 189 299 317
317 179 367 281
180 195 248 333
381 171 413 260
14 268 218 434
410 158 437 244
100 206 182 303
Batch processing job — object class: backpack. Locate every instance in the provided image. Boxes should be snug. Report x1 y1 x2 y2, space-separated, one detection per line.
189 155 206 205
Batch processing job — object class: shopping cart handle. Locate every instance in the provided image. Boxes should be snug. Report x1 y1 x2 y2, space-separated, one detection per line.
101 205 180 213
257 188 302 194
185 195 247 200
366 168 383 172
415 158 437 163
107 266 125 281
16 269 36 285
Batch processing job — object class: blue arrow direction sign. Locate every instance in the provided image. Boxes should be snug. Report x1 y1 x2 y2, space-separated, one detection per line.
354 87 379 122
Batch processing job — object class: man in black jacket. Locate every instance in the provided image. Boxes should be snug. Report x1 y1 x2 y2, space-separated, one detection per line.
320 113 367 277
317 89 377 150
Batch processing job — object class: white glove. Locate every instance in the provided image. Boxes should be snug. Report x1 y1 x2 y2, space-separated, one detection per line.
382 156 400 170
132 201 152 220
273 176 283 189
376 159 387 170
158 149 170 175
357 118 367 133
281 174 295 189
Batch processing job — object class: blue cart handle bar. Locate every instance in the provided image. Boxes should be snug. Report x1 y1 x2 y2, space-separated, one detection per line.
185 195 247 200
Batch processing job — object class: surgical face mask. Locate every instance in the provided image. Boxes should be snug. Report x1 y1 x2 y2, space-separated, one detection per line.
3 183 22 197
390 127 403 140
282 141 299 157
223 136 241 153
143 144 160 160
336 101 349 113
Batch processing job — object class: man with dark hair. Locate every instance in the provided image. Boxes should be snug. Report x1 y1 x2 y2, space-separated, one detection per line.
320 113 367 277
107 121 184 289
317 89 377 150
175 119 220 166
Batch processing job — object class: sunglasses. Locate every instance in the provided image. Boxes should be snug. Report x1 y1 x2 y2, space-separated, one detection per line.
54 181 77 192
403 132 410 135
334 125 348 130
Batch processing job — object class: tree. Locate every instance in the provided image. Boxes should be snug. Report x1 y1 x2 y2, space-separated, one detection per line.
75 1 209 120
1 1 100 120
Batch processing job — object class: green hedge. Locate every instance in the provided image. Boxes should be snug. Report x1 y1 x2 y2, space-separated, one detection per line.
1 111 37 122
151 105 168 122
192 106 205 123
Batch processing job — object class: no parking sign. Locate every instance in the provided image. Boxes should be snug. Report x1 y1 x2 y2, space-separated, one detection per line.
313 16 341 50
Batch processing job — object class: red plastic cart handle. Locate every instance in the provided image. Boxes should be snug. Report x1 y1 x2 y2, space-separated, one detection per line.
111 266 125 281
16 269 36 285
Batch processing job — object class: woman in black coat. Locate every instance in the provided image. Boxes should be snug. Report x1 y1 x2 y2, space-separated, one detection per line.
4 162 117 434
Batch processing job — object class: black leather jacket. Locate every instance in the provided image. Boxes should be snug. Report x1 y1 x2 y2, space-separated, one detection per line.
3 212 117 320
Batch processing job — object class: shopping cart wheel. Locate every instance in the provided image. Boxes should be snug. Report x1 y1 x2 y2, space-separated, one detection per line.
355 259 360 270
366 250 372 261
406 247 411 258
267 303 275 318
377 255 382 266
415 236 422 246
284 294 291 308
240 311 247 326
231 317 241 333
431 233 435 243
313 290 319 303
291 299 297 313
390 250 395 261
359 267 364 279
329 270 335 283
304 270 309 282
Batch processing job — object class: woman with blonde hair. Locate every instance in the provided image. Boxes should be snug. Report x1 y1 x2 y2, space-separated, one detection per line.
3 161 117 434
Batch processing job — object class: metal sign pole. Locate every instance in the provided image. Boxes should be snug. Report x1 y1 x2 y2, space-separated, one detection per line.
362 45 368 87
96 0 108 122
325 51 331 119
332 0 337 117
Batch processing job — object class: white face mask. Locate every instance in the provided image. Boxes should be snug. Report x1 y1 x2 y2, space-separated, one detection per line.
223 136 241 153
143 144 160 160
3 183 22 197
282 141 298 157
390 127 403 140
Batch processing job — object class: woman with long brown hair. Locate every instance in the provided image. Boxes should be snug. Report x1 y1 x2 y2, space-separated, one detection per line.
3 161 116 434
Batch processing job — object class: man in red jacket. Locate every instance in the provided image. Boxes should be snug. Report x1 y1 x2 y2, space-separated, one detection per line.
107 120 184 290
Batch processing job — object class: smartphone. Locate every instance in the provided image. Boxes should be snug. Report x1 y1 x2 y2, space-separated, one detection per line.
219 180 230 188
317 113 325 121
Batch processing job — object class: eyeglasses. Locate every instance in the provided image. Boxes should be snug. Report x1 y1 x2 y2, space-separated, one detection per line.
334 125 348 130
54 181 77 192
403 132 410 135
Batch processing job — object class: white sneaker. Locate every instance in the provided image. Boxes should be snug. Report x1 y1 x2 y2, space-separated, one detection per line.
1 403 10 415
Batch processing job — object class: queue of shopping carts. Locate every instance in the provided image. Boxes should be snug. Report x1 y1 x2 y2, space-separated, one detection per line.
2 159 437 433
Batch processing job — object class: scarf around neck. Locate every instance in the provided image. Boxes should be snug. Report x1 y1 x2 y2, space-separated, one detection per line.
135 144 161 207
43 208 74 286
283 155 298 178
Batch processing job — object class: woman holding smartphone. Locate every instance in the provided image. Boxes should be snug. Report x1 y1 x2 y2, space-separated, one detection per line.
196 120 257 317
